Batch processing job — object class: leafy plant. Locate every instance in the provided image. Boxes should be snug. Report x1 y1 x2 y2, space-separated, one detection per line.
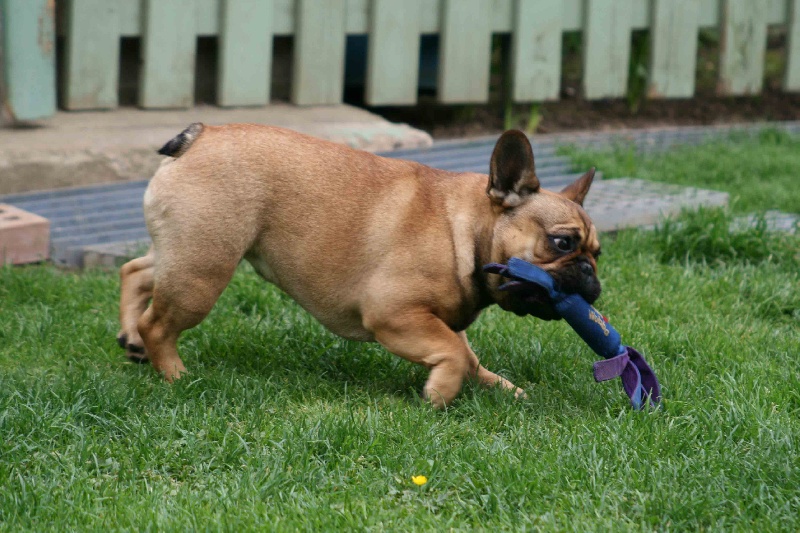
627 30 650 113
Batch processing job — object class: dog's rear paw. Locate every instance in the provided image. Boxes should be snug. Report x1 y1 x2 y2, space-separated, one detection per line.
126 350 149 364
116 333 128 349
117 332 149 364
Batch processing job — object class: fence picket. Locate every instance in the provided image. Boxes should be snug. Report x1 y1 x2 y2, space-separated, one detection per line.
218 0 273 107
291 0 347 105
366 0 421 106
582 0 632 99
437 0 492 103
63 0 119 110
1 0 57 121
139 0 196 108
785 0 800 90
511 0 562 102
718 0 768 95
648 0 699 98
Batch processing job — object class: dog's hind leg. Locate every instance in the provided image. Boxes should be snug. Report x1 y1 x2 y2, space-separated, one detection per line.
137 249 239 381
117 249 155 362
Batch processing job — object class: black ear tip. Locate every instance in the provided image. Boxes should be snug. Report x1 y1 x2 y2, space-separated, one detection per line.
579 167 596 182
498 129 530 146
494 130 534 158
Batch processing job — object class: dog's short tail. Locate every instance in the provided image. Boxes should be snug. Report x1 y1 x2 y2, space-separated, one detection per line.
157 122 204 158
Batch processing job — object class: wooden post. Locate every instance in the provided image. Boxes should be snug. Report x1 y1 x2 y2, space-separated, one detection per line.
1 0 57 120
437 0 493 103
291 0 347 105
582 0 632 99
217 0 274 107
511 0 563 102
717 0 768 96
648 0 699 98
139 0 197 109
785 0 800 91
366 0 421 106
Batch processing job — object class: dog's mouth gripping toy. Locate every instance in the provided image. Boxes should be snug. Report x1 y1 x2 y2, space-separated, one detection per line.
484 257 661 410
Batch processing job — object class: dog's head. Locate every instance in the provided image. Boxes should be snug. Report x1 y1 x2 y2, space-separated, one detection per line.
486 130 601 320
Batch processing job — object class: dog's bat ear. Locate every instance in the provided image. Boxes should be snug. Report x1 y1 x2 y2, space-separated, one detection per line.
560 168 595 206
487 130 540 208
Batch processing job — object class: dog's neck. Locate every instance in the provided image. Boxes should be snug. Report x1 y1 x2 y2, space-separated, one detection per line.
443 173 503 316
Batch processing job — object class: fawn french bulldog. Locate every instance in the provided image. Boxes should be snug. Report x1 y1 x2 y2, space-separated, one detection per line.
117 124 601 408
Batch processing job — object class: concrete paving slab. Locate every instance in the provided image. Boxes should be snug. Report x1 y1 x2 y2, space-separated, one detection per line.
584 179 729 232
732 211 799 234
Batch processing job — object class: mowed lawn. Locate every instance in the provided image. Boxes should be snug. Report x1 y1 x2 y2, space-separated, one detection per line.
1 131 799 530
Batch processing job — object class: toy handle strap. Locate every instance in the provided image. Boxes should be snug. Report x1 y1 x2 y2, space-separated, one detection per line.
593 346 660 409
627 346 661 406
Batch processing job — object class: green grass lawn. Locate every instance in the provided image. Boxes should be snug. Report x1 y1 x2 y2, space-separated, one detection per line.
565 129 800 214
2 133 799 531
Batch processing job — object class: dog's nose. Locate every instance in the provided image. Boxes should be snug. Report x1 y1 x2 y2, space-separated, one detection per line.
580 261 594 277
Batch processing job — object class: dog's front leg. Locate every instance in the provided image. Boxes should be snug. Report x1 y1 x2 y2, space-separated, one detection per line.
457 331 526 399
369 313 522 408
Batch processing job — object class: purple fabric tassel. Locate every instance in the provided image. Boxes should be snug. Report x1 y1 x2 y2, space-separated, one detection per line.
593 347 660 409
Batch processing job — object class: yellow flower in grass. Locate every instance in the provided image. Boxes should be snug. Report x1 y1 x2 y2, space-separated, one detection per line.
411 475 428 486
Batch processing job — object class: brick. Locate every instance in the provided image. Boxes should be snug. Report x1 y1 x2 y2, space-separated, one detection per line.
0 204 50 265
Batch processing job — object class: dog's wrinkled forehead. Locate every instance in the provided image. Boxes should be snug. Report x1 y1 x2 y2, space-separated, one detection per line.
574 205 600 251
522 191 593 228
511 192 601 254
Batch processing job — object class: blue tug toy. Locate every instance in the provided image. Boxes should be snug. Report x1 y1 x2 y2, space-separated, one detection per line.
484 258 661 410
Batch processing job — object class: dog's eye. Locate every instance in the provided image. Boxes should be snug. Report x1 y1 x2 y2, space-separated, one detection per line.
551 236 575 253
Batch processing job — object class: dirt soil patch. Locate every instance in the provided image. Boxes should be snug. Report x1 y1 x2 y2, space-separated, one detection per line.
365 30 800 139
373 90 800 140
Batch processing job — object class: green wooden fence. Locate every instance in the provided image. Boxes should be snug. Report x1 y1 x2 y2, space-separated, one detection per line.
3 0 800 119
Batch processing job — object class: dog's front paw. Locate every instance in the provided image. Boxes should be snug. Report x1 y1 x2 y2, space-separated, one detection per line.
116 332 149 364
475 365 527 400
